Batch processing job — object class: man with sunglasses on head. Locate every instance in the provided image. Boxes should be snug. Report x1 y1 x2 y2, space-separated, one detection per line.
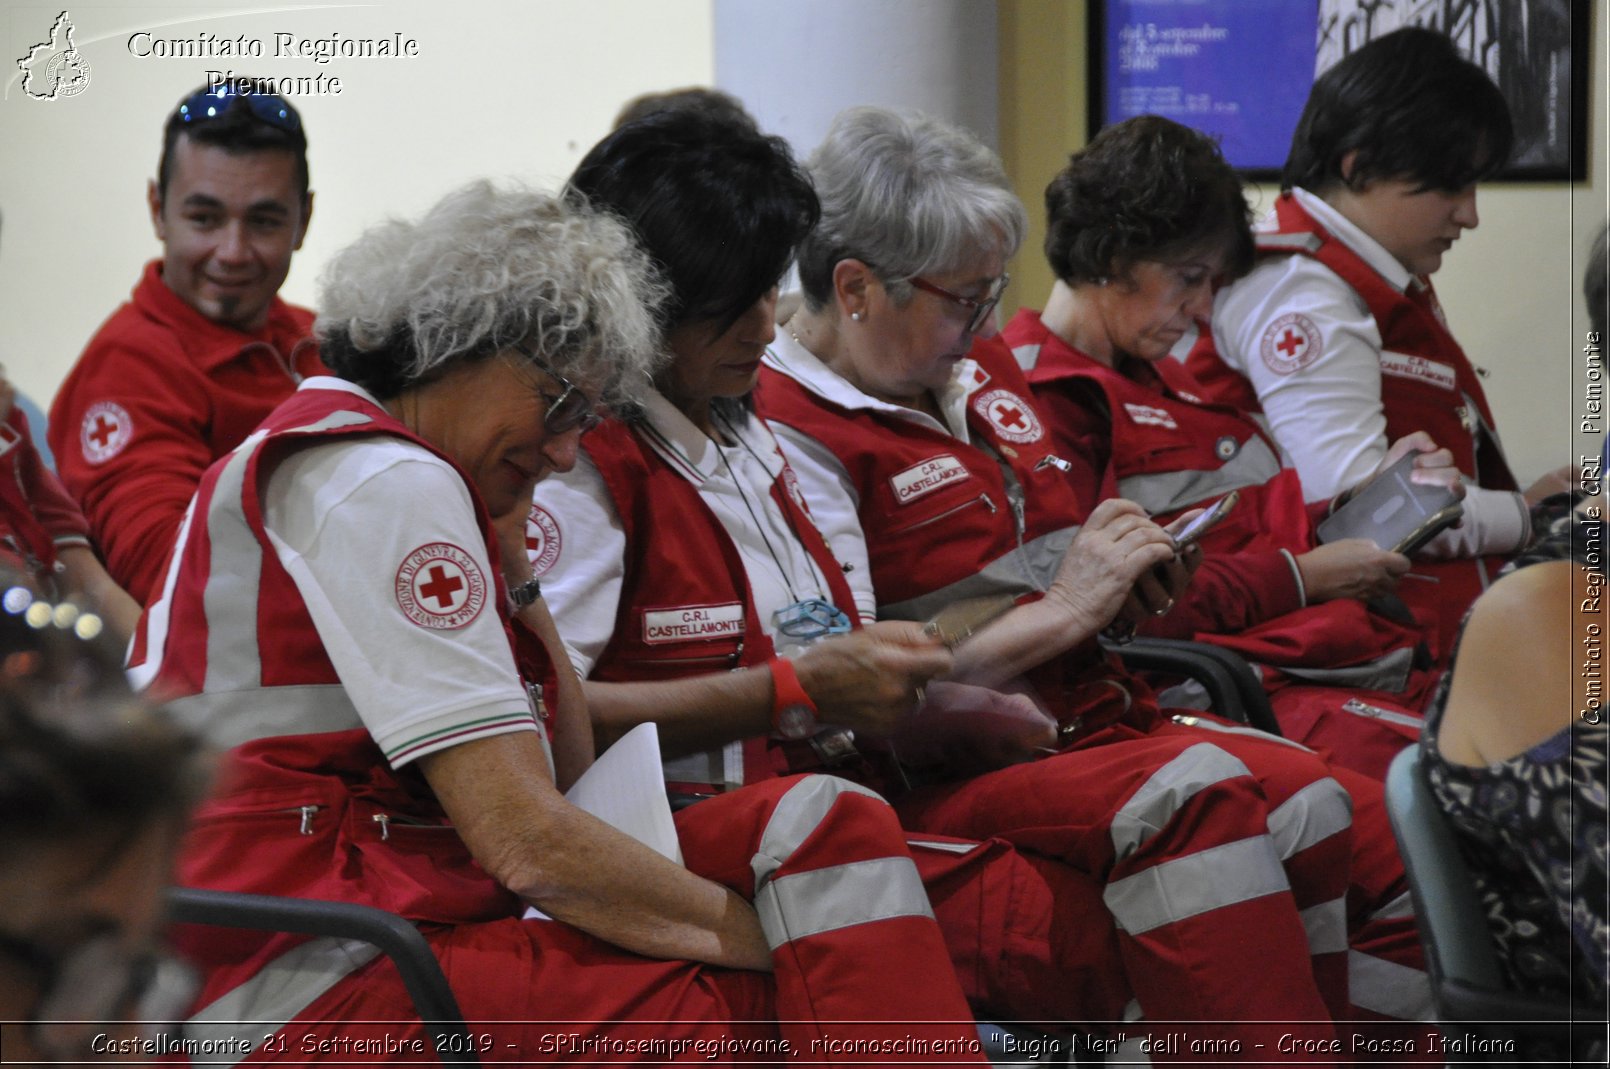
49 78 322 606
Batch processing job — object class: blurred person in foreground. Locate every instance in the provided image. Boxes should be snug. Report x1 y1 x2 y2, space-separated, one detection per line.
0 578 206 1067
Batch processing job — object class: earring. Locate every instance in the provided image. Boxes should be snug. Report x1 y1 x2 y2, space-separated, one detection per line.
851 311 862 321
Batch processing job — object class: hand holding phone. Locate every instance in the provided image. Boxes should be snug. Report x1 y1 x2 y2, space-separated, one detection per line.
1165 490 1240 552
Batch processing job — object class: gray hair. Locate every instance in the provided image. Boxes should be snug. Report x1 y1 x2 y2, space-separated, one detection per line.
316 180 668 407
796 106 1027 310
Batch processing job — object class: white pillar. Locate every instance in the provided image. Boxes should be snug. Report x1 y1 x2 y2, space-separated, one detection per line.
713 0 999 155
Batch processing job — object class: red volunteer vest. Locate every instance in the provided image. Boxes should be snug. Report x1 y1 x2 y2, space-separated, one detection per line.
1185 191 1515 651
136 384 558 997
579 417 862 787
757 337 1160 735
1013 313 1430 680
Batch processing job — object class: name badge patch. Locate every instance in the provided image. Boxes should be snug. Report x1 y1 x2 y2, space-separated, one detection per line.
1122 402 1178 430
644 602 745 644
1379 351 1457 391
890 454 971 503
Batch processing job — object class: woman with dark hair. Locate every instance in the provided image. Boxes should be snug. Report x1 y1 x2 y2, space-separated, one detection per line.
1009 114 1462 779
130 179 984 1061
1186 27 1545 654
758 104 1439 1042
0 581 206 1067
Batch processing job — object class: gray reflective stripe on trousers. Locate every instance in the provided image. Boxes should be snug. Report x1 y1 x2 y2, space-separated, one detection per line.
185 937 382 1067
1115 436 1283 516
1275 647 1418 695
1376 890 1416 919
1349 950 1434 1020
879 525 1077 624
1300 898 1350 955
749 776 933 951
1103 836 1290 935
163 685 364 752
1267 778 1354 860
1109 743 1252 859
1172 713 1314 753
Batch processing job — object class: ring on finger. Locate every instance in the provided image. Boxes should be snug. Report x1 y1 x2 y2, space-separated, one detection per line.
913 685 927 707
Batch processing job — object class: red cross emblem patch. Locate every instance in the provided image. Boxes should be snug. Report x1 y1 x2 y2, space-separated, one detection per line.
974 388 1043 444
80 401 133 464
525 505 563 578
395 542 486 630
1259 313 1322 375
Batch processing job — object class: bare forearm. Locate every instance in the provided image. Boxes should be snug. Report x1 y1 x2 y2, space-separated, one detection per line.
420 736 772 971
947 598 1088 688
510 803 773 970
584 671 773 756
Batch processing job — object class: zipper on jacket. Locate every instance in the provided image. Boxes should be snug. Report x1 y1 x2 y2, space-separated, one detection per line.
888 492 995 535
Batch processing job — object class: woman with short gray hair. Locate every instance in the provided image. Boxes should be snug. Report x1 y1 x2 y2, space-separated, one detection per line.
796 105 1027 313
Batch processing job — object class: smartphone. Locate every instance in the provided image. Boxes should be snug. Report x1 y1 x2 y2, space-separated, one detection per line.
1316 452 1464 554
921 594 1017 648
1169 490 1240 552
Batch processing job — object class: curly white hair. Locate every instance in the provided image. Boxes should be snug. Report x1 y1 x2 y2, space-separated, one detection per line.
316 180 668 406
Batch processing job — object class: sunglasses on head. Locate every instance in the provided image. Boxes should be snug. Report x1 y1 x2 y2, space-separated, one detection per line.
172 80 302 134
509 345 602 435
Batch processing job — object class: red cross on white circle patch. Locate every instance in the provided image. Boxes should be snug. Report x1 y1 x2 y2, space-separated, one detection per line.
1259 313 1322 375
525 505 562 577
974 388 1043 444
80 401 133 464
395 542 486 630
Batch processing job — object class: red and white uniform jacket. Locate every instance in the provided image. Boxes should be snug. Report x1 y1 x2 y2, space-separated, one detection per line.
759 335 1161 740
578 417 864 790
1186 191 1519 653
49 261 324 604
126 381 548 1009
1009 307 1433 702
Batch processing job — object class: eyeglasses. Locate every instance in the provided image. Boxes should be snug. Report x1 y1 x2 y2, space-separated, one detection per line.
508 345 602 435
0 930 198 1060
907 273 1011 335
172 81 302 134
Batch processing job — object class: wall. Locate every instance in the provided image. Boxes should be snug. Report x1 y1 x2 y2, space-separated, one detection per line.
0 0 714 410
714 0 998 156
996 0 1608 487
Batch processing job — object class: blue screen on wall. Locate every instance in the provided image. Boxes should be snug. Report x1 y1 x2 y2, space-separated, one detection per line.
1096 0 1319 175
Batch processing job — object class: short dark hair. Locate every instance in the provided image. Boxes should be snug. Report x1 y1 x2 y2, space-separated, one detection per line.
1283 27 1512 194
611 86 756 132
1044 115 1253 285
157 78 310 206
566 107 819 335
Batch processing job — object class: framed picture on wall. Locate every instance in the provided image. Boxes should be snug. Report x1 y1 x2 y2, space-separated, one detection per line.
1088 0 1590 181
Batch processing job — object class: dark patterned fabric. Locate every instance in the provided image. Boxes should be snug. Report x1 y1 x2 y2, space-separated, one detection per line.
1422 502 1608 1009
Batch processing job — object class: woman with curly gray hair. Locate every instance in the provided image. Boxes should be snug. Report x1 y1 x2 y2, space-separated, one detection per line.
127 180 980 1061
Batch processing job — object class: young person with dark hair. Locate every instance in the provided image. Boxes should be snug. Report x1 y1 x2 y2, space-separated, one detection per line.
49 77 323 605
1186 28 1536 655
1009 115 1464 779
